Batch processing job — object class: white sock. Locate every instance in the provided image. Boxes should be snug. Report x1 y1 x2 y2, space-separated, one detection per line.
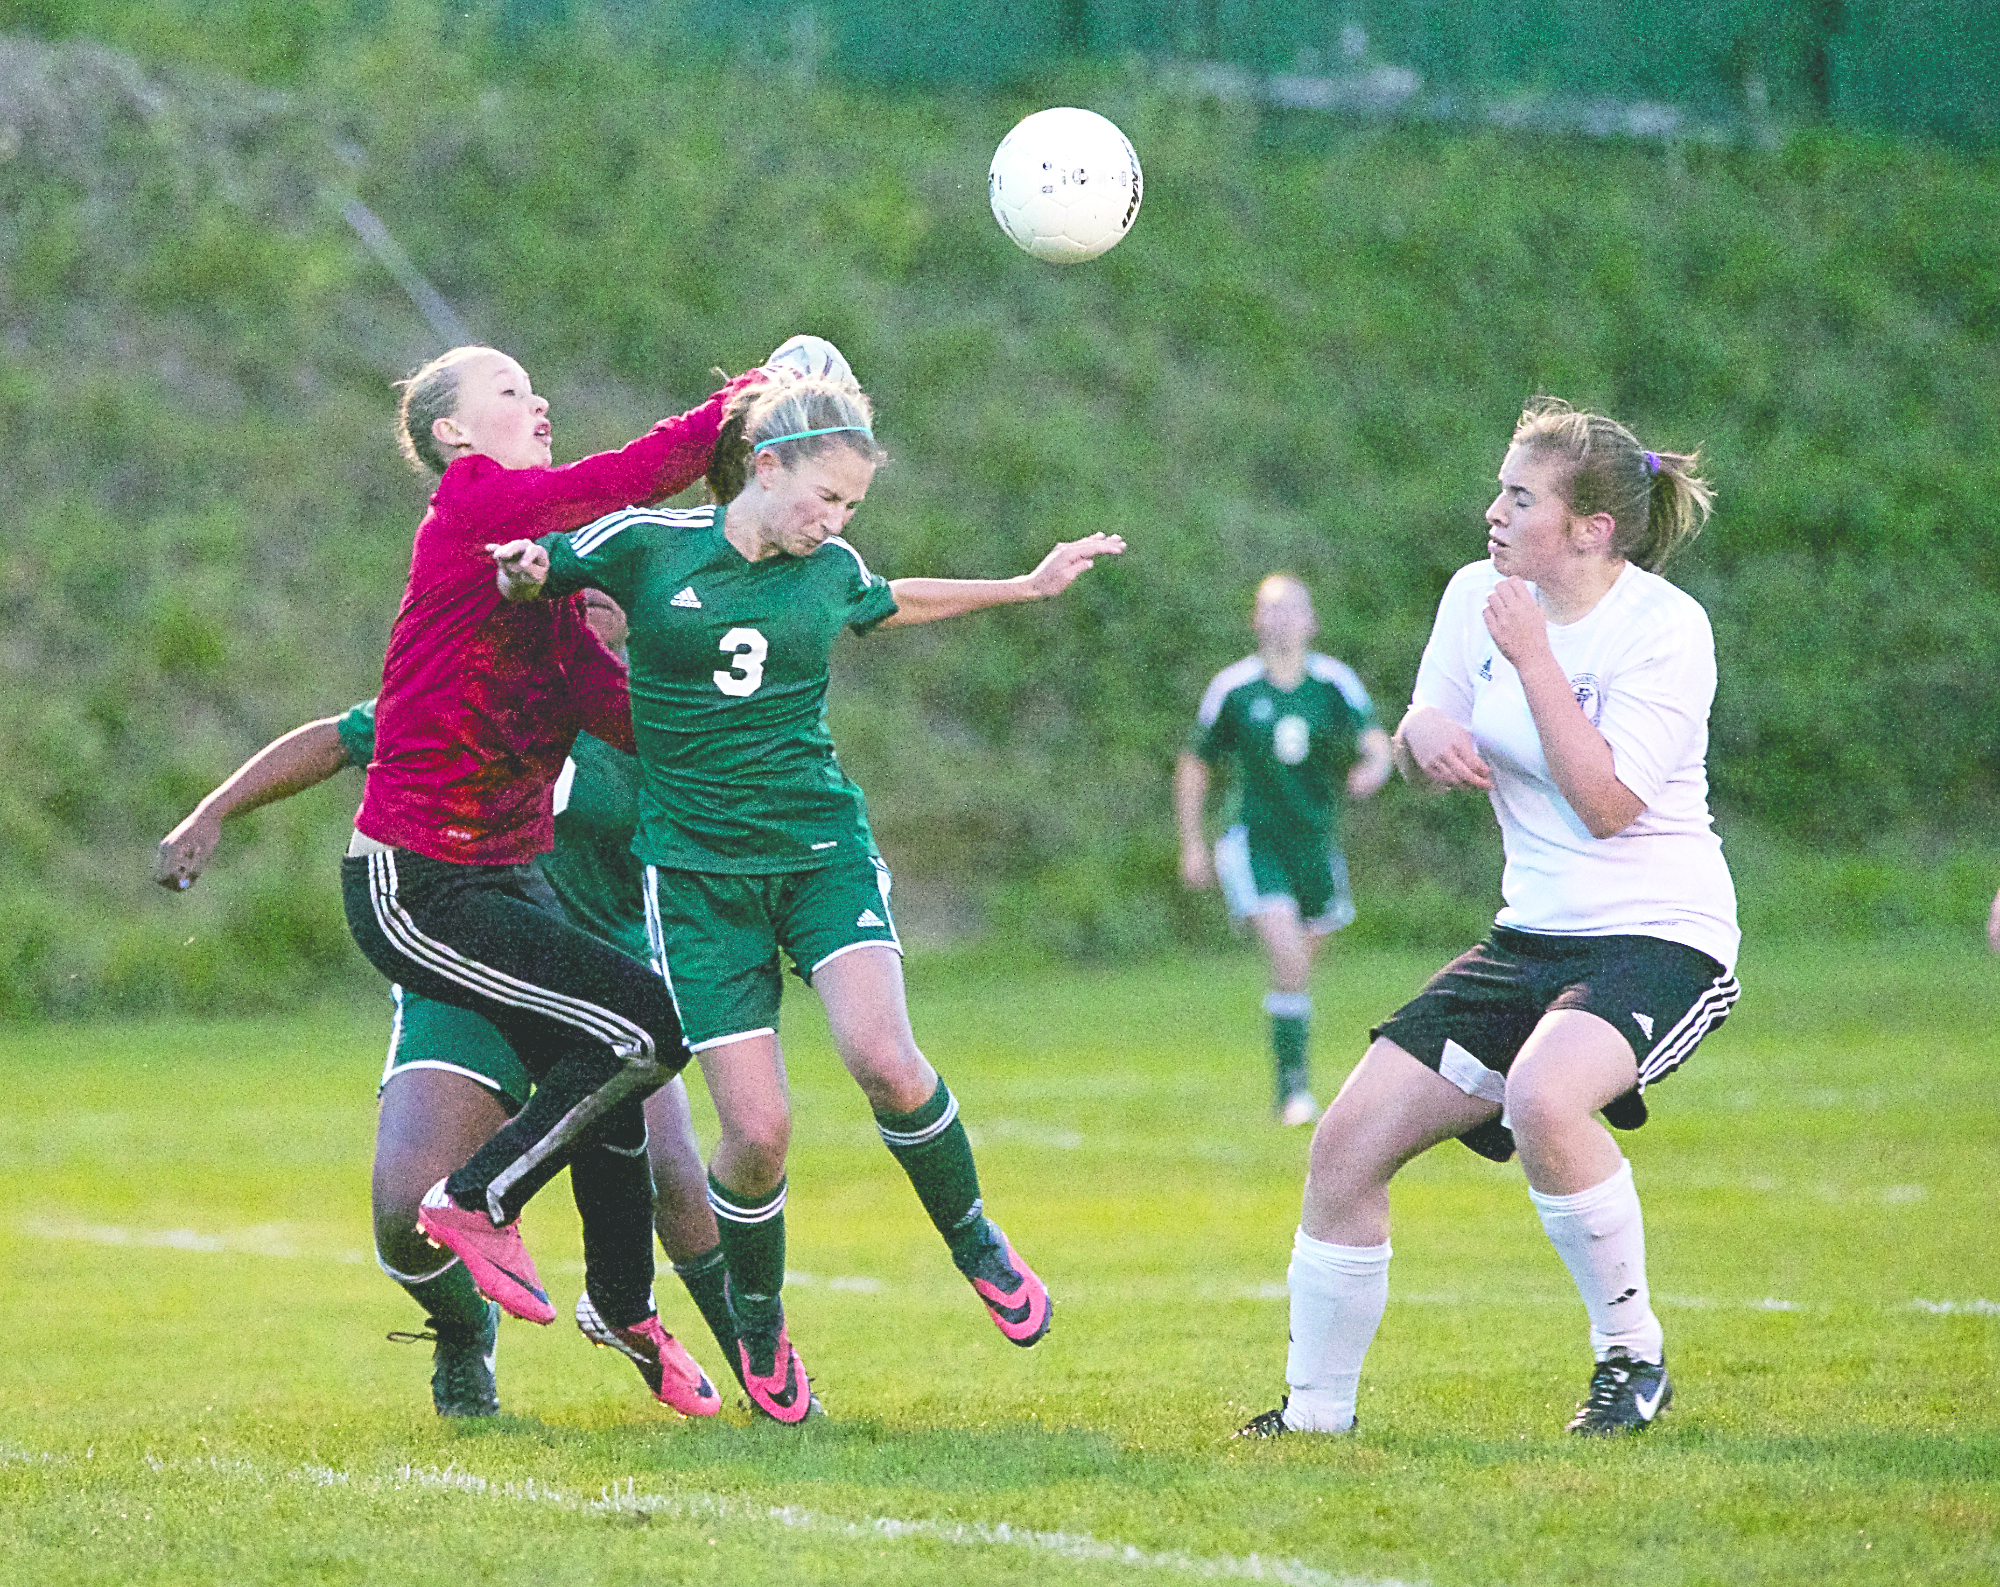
1528 1157 1664 1364
1282 1229 1391 1432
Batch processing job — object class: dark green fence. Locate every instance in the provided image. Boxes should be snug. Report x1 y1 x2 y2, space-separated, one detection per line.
636 0 1996 144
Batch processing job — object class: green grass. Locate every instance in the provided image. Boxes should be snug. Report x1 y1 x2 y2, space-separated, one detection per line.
3 941 1997 1583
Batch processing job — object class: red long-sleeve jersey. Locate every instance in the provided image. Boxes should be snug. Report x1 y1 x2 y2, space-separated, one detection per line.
356 374 756 864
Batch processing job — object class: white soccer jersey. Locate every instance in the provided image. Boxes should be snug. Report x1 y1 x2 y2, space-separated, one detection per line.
1411 559 1739 971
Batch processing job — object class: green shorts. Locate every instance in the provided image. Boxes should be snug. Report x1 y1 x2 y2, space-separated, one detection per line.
643 856 901 1050
1214 823 1355 935
379 986 531 1114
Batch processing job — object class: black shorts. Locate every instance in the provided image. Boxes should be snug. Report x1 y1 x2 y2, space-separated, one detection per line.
1372 925 1741 1162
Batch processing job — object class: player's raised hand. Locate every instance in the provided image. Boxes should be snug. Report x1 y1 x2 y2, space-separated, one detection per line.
1024 533 1126 598
155 811 222 891
488 539 550 600
1397 706 1493 792
1482 577 1554 671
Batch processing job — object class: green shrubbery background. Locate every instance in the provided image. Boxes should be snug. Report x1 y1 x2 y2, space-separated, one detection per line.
1 2 1996 1016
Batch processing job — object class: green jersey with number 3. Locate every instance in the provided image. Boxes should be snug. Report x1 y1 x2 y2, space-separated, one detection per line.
539 504 899 874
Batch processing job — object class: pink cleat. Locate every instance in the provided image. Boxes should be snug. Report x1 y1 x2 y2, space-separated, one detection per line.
958 1220 1052 1346
736 1324 814 1424
415 1179 556 1325
575 1293 721 1418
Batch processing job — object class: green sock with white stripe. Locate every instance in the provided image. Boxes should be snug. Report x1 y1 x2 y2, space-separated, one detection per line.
1266 992 1312 1105
709 1173 787 1301
385 1253 490 1341
875 1078 986 1260
671 1243 742 1383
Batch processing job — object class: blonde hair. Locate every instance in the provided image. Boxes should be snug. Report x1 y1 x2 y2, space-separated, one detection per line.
393 345 503 476
1512 396 1714 571
707 374 885 502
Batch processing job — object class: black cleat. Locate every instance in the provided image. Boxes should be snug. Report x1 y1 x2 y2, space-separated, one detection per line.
1233 1397 1358 1438
1233 1402 1292 1439
390 1299 500 1417
1567 1351 1672 1436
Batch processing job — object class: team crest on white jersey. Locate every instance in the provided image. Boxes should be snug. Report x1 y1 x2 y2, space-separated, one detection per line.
1272 715 1311 765
671 586 703 609
1570 672 1605 725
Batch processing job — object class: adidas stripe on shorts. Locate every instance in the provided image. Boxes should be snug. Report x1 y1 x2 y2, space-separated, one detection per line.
643 856 901 1050
1371 925 1741 1161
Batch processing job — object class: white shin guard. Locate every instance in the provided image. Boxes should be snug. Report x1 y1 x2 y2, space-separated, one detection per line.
1528 1157 1665 1364
1283 1229 1391 1432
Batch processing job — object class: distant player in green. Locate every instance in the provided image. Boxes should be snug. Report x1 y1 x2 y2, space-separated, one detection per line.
155 594 737 1419
490 368 1124 1422
1175 574 1392 1125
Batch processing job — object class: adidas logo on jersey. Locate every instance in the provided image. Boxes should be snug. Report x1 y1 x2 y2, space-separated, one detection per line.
856 909 885 929
1631 1011 1655 1039
1477 655 1494 680
671 586 702 609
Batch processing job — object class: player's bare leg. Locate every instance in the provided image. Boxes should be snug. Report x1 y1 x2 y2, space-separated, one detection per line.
374 1069 510 1415
1239 1039 1494 1437
1250 903 1321 1123
1508 1012 1671 1432
642 1077 739 1377
697 1036 811 1420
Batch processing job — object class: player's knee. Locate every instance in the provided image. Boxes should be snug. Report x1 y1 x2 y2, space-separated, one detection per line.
843 1037 931 1109
723 1112 792 1179
1502 1070 1583 1145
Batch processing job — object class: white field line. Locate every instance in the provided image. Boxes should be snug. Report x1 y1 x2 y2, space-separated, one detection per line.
18 1222 1995 1320
17 1219 877 1288
21 1217 369 1263
5 1449 1408 1587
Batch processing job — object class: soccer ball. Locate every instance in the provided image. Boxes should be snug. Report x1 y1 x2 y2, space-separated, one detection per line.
988 107 1143 264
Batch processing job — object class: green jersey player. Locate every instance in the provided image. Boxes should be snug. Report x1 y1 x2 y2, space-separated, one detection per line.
155 596 738 1419
491 368 1125 1423
1175 574 1392 1124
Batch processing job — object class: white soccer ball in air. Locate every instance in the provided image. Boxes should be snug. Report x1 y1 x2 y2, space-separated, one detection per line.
988 107 1143 264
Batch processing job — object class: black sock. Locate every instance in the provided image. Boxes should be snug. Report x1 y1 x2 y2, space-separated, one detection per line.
570 1099 657 1328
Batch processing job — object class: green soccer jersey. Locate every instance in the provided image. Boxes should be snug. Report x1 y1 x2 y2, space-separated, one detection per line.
335 700 647 959
539 504 899 874
1190 653 1380 845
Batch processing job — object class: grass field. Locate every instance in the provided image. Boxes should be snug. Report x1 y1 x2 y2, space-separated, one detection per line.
3 940 1997 1584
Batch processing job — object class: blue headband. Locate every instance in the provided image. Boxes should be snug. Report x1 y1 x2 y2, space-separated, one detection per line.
1642 450 1661 475
752 424 873 453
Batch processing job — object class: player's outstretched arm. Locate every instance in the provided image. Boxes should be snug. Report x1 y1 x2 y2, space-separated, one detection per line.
1347 727 1393 800
489 538 551 601
878 533 1126 628
155 718 352 891
1172 752 1216 890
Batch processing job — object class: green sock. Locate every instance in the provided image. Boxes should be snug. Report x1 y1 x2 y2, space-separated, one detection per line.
388 1255 490 1341
671 1243 742 1382
1266 992 1312 1104
875 1077 987 1260
708 1173 787 1300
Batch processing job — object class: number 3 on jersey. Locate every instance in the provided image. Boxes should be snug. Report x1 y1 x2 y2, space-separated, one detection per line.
714 627 768 697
